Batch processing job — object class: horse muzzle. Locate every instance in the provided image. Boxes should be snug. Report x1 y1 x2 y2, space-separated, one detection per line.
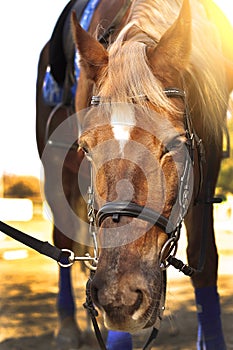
90 262 163 332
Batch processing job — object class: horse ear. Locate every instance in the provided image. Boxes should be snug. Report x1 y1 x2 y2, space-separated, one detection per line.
148 0 191 82
71 11 108 80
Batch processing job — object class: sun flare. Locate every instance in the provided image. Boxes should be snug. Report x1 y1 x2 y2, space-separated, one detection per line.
213 0 233 27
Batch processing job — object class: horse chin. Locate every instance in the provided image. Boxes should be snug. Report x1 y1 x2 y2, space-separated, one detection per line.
103 312 147 333
102 304 160 333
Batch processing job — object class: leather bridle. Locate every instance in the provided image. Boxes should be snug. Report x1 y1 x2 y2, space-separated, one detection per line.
78 87 205 350
89 88 205 258
0 87 206 350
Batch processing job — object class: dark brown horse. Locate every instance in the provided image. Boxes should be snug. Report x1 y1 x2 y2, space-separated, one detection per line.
36 0 233 349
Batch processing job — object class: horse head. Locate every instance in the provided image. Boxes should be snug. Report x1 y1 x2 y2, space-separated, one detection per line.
72 0 193 333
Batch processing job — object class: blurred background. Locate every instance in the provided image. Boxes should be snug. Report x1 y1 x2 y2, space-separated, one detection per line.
0 1 232 349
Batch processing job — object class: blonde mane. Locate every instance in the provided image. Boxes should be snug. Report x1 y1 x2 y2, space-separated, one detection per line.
97 0 229 138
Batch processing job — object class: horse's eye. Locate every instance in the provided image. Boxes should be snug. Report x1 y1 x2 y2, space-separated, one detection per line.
82 146 89 154
82 146 93 161
164 137 184 154
169 138 183 149
78 141 92 161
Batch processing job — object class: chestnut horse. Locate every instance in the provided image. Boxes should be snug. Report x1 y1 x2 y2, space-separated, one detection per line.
37 0 233 349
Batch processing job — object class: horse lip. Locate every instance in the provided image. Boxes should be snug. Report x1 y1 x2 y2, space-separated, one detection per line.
101 290 161 332
103 311 146 333
101 292 147 332
132 287 162 328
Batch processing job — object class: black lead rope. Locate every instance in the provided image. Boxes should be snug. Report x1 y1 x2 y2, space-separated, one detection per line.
0 220 62 263
0 220 104 349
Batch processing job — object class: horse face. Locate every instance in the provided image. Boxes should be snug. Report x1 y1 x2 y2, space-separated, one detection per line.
73 0 192 332
78 103 190 331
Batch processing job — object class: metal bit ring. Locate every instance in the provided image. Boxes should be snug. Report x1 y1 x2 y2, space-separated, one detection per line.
58 249 75 268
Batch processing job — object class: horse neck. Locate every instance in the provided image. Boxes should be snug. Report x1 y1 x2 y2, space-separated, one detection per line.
129 0 180 39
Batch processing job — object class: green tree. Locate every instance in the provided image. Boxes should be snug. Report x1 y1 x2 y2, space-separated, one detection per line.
3 174 41 199
6 182 35 198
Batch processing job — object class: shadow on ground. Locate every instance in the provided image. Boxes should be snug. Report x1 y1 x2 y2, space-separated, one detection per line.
0 266 232 350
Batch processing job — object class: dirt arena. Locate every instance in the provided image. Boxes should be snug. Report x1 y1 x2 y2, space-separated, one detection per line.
0 204 232 350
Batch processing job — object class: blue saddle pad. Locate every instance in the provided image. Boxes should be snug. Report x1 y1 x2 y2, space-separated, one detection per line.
43 0 101 106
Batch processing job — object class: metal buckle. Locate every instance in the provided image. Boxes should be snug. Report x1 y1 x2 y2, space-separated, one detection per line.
91 96 101 106
159 225 181 270
58 249 75 268
160 237 179 270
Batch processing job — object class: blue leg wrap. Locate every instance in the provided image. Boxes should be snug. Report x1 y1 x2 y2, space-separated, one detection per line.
57 265 75 319
195 286 226 350
106 331 133 350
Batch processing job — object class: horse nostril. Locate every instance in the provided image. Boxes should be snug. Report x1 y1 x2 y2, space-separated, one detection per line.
132 290 143 312
135 290 143 308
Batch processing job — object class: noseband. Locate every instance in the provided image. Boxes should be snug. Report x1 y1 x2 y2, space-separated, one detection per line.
97 201 174 235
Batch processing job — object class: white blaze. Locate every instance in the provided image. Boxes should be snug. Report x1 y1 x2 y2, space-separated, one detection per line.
111 104 135 155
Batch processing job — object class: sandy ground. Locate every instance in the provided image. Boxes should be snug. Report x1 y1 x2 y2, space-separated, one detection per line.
0 209 232 350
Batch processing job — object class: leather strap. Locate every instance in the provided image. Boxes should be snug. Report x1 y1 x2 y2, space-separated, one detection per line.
97 201 174 235
0 221 62 262
98 0 132 45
